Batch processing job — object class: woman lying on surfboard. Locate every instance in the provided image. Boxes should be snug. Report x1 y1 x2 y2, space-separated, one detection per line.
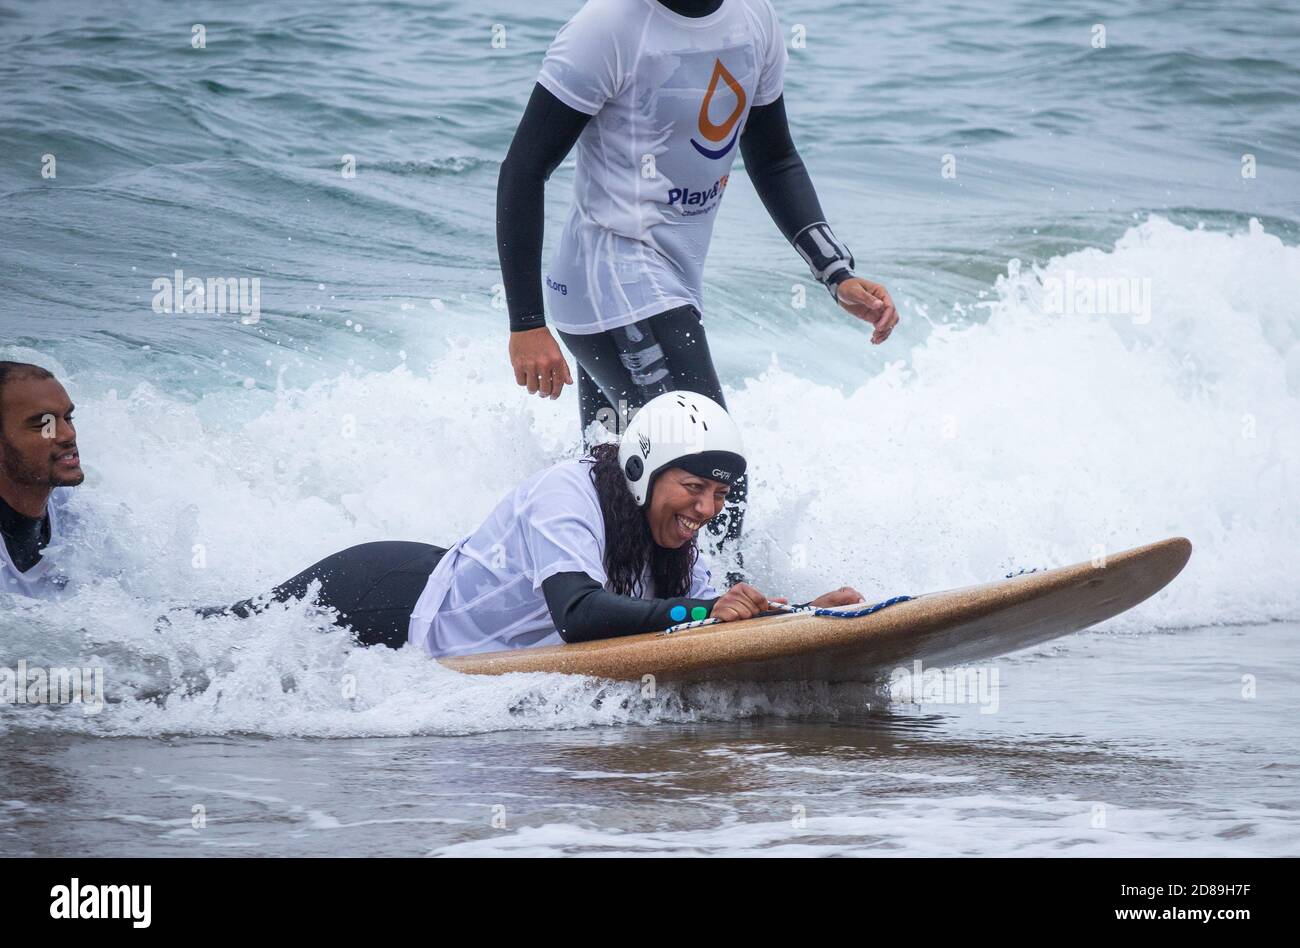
211 393 864 657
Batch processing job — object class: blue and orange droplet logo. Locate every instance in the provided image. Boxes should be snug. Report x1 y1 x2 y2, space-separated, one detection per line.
690 59 746 159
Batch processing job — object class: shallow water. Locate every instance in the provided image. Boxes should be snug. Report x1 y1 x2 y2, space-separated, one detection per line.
3 622 1295 856
2 0 1299 856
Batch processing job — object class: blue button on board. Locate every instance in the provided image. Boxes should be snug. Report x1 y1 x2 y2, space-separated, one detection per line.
669 605 687 621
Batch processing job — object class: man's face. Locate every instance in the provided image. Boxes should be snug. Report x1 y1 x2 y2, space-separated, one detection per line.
646 467 729 549
0 377 83 488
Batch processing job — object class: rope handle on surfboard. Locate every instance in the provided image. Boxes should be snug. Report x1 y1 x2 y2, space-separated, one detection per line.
658 594 913 635
659 559 1044 635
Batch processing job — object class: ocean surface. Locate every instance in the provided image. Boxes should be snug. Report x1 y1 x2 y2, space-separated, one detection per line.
2 0 1298 856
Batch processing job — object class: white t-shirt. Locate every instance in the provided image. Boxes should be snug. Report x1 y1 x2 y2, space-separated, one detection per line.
538 0 788 334
0 489 71 600
408 458 719 658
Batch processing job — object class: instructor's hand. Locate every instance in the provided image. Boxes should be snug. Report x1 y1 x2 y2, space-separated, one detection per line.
835 277 899 345
711 583 782 623
509 327 574 399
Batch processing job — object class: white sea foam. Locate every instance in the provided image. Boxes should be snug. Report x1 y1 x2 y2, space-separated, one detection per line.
3 216 1297 737
428 795 1296 857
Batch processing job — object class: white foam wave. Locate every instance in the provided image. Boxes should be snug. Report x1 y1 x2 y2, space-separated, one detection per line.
3 216 1296 737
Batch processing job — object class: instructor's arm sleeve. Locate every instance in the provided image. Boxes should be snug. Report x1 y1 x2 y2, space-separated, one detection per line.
496 84 592 331
739 94 828 245
742 3 855 291
498 3 622 331
738 0 820 240
542 571 720 644
740 95 857 290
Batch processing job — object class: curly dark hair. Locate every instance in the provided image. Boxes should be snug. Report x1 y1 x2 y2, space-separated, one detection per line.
586 441 696 598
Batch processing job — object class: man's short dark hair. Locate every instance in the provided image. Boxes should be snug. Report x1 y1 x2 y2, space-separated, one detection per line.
0 361 56 426
0 362 54 388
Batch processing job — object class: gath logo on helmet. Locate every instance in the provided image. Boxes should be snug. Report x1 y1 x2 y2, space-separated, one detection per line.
619 391 747 507
690 59 746 159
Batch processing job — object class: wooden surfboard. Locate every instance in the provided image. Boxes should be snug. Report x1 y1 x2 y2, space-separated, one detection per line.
439 537 1192 684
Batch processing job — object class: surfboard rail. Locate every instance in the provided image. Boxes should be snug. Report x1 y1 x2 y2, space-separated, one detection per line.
438 537 1193 684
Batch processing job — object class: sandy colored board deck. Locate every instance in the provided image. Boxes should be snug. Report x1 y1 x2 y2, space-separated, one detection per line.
439 537 1192 684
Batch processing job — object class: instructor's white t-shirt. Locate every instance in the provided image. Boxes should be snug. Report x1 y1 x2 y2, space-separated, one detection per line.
538 0 788 334
408 459 719 658
0 489 71 600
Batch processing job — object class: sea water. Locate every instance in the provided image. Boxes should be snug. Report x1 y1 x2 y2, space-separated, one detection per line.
1 0 1298 856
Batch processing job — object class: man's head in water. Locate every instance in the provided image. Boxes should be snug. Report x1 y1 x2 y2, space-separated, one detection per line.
0 362 83 517
645 467 730 549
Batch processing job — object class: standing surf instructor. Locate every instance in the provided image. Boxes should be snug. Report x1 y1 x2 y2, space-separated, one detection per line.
497 0 899 582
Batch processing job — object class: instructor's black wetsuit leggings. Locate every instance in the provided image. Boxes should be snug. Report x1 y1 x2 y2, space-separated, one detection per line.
557 303 748 576
214 541 446 649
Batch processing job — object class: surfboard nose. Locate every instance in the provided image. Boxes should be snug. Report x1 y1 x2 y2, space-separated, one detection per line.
1147 536 1192 588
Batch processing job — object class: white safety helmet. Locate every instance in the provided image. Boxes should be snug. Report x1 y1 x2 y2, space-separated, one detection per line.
618 391 747 507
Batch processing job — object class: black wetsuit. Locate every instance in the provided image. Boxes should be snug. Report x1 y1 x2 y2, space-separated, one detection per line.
210 541 448 648
0 494 49 573
496 0 852 575
212 541 718 650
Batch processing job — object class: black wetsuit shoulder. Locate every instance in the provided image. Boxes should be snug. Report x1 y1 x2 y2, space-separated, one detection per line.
0 494 51 573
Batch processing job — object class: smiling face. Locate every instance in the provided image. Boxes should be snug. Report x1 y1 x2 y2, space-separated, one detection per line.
0 376 83 504
645 466 730 548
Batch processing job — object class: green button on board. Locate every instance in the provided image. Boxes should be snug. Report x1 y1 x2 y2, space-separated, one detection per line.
690 606 708 621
